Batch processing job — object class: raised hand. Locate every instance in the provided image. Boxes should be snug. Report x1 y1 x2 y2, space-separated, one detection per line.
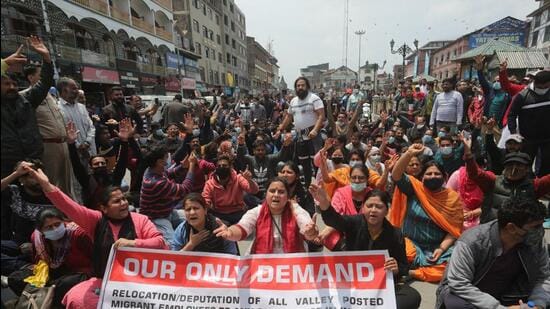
385 154 399 172
183 113 194 132
116 118 131 142
323 137 336 151
241 165 253 181
499 58 508 72
4 45 27 66
65 122 80 144
407 143 425 156
23 167 52 192
458 132 472 154
473 55 485 71
308 183 331 209
180 154 190 169
27 36 50 61
188 152 198 168
282 132 293 147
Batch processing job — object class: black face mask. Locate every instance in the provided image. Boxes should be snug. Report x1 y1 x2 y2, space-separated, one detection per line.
93 166 109 176
423 177 444 191
216 167 231 179
114 98 125 105
374 142 382 148
332 157 344 165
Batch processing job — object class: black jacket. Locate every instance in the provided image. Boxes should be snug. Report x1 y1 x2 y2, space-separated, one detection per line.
102 102 143 134
508 87 550 142
321 206 409 278
1 61 53 173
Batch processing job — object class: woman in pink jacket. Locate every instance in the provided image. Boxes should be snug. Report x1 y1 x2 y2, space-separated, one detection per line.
25 167 167 309
202 154 259 225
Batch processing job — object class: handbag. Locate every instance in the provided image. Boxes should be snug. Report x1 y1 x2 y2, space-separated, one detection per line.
14 284 55 309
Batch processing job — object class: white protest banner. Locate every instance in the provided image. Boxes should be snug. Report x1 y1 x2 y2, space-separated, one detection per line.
98 248 396 309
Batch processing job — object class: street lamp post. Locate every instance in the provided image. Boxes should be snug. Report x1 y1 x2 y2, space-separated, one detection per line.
390 39 419 80
355 29 366 85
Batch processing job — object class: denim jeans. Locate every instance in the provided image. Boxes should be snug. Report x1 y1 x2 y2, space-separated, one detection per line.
151 209 183 245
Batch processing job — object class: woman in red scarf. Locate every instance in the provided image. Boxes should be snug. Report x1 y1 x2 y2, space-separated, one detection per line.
215 177 319 254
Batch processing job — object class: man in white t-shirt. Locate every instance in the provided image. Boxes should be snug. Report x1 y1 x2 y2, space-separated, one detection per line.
276 77 325 186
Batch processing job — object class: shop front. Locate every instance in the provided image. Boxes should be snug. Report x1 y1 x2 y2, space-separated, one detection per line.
81 66 120 108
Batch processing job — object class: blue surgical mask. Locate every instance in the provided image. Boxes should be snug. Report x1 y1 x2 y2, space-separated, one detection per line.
155 129 165 137
369 155 381 164
440 146 453 156
234 127 241 134
192 129 200 137
43 223 66 241
437 131 446 138
388 137 395 144
493 82 501 91
422 135 434 144
351 182 367 192
349 160 362 167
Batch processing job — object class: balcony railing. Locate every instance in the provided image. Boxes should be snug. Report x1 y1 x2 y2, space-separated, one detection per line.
70 0 109 15
155 27 172 42
110 6 130 24
132 16 154 34
81 49 115 67
153 0 172 10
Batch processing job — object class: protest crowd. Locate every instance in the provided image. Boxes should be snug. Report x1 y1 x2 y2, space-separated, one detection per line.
1 37 549 309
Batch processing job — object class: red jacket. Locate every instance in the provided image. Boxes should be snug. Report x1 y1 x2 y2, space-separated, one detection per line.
202 169 259 214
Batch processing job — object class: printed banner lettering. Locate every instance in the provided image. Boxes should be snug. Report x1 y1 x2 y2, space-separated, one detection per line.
98 248 396 309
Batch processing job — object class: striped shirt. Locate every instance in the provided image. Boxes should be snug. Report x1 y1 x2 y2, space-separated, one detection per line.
140 166 193 219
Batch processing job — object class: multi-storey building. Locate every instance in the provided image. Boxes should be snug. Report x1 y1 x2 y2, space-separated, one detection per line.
527 0 550 59
0 0 204 100
246 36 271 94
300 63 329 90
219 0 248 92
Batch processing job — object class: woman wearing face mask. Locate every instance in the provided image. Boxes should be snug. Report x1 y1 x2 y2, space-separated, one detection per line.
319 147 350 198
215 178 318 254
24 168 167 309
390 143 464 283
202 154 259 225
365 147 385 176
8 208 92 308
170 193 238 254
278 162 315 216
312 187 422 309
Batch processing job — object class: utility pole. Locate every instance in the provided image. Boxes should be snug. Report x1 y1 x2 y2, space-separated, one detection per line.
355 29 365 84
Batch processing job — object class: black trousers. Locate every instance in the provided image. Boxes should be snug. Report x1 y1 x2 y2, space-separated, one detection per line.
443 291 526 309
395 284 422 309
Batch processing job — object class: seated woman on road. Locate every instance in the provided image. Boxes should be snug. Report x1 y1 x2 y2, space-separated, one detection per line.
310 186 421 309
24 167 166 309
8 208 92 308
390 143 464 283
170 193 238 254
215 177 318 254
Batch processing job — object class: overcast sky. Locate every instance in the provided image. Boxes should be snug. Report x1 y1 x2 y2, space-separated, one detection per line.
237 0 538 83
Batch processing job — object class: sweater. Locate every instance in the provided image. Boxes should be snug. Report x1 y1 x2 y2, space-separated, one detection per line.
202 169 259 214
139 166 194 219
45 188 166 249
430 90 464 125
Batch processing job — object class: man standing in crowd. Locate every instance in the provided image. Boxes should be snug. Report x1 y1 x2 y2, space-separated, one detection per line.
436 197 549 309
260 89 275 120
276 77 325 186
22 64 75 197
102 86 143 134
57 77 96 161
1 37 52 178
430 78 464 133
507 70 550 177
162 94 186 128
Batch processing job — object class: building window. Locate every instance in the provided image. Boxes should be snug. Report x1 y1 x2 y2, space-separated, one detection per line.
203 4 207 15
209 69 214 83
532 30 539 47
195 42 202 54
209 30 213 40
543 25 550 43
214 71 219 84
534 15 541 28
224 15 228 26
193 20 199 32
225 34 230 44
216 34 221 44
215 14 220 25
230 21 235 32
205 46 209 58
193 0 200 9
218 52 222 63
208 8 212 19
212 50 216 60
226 53 231 64
232 56 237 66
202 26 208 37
223 0 227 6
229 3 234 13
231 38 236 49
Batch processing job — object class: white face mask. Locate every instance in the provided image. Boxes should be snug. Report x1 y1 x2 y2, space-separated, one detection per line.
534 87 549 95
